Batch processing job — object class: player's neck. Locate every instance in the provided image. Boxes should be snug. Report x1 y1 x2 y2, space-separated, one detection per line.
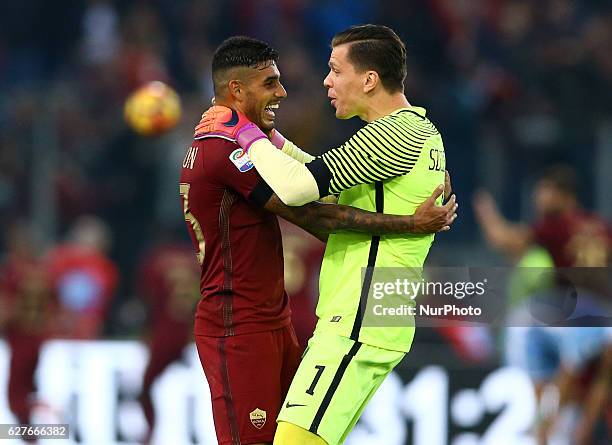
215 98 239 112
361 92 410 122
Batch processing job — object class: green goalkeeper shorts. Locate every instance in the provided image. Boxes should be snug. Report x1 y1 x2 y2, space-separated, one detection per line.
277 331 405 445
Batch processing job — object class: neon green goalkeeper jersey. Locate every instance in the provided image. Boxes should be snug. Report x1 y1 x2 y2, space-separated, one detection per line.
315 107 446 352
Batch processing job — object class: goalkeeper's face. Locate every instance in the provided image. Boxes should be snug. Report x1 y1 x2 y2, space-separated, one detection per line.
323 44 367 120
241 61 287 133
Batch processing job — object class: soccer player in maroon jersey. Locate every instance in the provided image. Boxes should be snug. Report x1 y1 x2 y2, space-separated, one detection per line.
474 165 611 445
46 216 118 339
180 37 457 445
0 222 54 433
278 220 325 348
136 240 201 444
473 164 610 267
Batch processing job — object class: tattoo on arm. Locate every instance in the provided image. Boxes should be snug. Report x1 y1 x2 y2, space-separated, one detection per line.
264 194 414 235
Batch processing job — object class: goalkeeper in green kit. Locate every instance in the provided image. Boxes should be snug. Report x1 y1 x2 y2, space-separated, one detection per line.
198 24 453 445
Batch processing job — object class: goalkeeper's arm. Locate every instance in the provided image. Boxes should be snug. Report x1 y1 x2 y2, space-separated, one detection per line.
249 130 422 205
248 138 327 206
280 139 315 164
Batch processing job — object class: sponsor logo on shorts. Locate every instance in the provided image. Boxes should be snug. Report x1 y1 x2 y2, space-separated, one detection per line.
249 408 266 429
229 148 254 172
330 316 342 322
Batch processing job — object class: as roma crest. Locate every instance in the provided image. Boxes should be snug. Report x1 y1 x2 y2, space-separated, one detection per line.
249 408 267 429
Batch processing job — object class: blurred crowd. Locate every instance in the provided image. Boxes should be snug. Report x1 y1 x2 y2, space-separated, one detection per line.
1 0 612 250
1 1 611 442
473 164 611 444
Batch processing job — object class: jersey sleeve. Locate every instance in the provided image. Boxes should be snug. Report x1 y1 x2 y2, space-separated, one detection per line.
308 111 437 195
247 139 321 206
246 110 439 206
281 139 315 164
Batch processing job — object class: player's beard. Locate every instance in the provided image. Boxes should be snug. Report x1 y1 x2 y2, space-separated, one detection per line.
242 97 274 135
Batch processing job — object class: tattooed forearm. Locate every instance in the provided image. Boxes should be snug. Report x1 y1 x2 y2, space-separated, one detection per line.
263 193 451 237
269 196 414 235
294 202 415 235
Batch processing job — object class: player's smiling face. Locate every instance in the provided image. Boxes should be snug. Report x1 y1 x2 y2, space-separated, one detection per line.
241 61 287 133
323 44 366 120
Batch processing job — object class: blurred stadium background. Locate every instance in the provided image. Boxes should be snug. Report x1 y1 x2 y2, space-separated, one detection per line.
0 1 610 444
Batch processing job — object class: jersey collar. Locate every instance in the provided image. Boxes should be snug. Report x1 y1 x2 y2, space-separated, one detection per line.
392 106 427 117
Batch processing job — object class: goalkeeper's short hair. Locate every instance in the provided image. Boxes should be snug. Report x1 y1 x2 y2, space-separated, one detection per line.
332 24 407 94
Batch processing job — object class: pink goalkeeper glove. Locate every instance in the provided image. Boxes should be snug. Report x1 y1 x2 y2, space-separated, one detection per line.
268 129 286 149
194 106 267 152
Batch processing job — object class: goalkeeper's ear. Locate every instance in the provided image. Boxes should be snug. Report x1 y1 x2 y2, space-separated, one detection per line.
363 70 380 94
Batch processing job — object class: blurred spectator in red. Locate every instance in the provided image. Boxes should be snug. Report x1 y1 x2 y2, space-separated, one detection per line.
473 164 610 266
135 239 200 443
474 164 611 444
47 215 118 338
118 1 169 93
0 221 55 429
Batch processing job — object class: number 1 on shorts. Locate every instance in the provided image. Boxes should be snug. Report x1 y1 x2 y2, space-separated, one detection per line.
306 365 326 395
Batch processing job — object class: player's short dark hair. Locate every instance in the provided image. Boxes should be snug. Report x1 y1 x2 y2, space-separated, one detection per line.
212 36 278 95
540 164 578 196
332 24 407 93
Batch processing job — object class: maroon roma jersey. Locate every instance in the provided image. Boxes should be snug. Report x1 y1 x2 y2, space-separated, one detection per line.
179 136 290 337
532 210 610 267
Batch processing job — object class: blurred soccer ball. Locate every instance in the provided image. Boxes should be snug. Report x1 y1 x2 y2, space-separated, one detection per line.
124 81 181 136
